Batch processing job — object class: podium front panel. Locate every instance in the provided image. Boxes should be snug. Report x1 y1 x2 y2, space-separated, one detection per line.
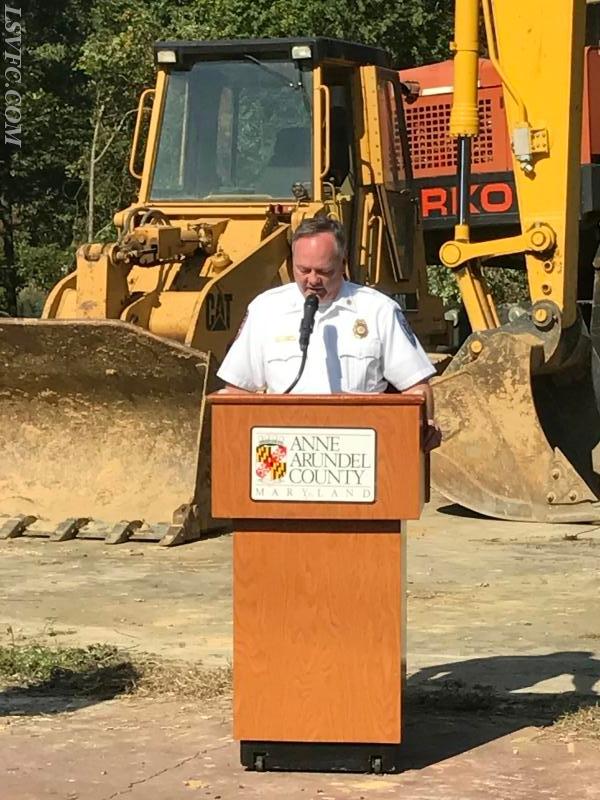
211 395 424 520
233 524 406 744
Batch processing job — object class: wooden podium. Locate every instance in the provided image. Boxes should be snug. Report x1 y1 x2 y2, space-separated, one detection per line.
209 393 426 773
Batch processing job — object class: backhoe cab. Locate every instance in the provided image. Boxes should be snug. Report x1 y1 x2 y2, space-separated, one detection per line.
0 38 446 546
43 37 444 351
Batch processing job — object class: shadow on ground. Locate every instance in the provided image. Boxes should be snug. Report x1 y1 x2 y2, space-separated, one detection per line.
436 501 598 528
401 650 600 769
435 502 490 520
0 660 139 716
2 650 599 772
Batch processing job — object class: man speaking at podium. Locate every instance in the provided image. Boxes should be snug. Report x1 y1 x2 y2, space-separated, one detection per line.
218 217 441 451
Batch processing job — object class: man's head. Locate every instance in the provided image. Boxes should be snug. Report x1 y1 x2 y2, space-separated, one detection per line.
291 217 346 304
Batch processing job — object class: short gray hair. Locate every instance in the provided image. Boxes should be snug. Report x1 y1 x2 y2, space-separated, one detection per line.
291 216 346 260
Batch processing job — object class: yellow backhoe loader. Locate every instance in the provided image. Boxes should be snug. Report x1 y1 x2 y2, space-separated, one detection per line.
431 0 600 522
0 38 447 545
2 0 598 544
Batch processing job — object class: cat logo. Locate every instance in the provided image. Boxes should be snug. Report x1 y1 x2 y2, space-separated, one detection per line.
206 292 233 331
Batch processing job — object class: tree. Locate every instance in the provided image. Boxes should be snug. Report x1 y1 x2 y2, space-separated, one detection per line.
0 0 455 312
171 0 453 66
0 0 92 311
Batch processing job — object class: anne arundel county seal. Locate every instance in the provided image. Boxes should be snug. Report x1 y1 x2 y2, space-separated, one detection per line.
255 440 288 482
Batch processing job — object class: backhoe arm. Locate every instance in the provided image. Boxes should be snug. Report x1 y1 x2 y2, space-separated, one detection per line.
430 0 600 524
441 0 587 332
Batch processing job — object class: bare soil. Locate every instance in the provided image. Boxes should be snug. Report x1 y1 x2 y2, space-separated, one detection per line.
1 491 599 799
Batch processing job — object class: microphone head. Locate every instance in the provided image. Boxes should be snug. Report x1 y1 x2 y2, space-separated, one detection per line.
305 294 319 312
298 293 320 352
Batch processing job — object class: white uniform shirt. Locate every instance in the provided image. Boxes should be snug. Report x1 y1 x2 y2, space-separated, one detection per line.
217 281 436 393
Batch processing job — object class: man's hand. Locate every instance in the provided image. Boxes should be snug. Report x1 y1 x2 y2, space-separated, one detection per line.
401 380 442 453
423 418 442 453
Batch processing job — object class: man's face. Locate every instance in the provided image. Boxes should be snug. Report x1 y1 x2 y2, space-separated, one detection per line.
292 232 345 304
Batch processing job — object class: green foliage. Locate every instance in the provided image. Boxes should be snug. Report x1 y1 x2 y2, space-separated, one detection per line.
171 0 453 66
485 267 529 305
0 0 454 311
16 241 73 286
17 285 48 318
0 0 92 309
0 642 127 689
427 265 530 307
427 265 462 306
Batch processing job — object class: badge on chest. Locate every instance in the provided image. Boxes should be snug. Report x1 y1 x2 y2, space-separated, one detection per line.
353 319 369 339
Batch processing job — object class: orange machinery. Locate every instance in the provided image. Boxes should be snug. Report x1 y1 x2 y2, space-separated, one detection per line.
402 50 600 274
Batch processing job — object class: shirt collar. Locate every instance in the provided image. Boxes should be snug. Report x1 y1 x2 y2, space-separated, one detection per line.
333 280 357 313
283 280 357 315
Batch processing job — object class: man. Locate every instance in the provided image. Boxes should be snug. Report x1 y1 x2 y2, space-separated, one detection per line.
218 216 441 451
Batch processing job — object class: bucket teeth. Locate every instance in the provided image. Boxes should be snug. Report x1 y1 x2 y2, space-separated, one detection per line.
50 518 91 542
105 520 143 545
0 515 184 545
0 515 37 539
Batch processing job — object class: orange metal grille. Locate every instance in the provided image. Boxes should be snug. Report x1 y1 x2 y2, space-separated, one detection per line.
405 98 495 175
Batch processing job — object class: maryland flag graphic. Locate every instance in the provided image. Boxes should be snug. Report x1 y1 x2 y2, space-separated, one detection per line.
255 441 287 481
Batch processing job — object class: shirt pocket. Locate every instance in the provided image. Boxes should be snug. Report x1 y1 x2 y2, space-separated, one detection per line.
337 338 381 392
264 340 303 393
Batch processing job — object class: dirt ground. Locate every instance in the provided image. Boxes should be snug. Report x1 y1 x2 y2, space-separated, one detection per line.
1 491 599 799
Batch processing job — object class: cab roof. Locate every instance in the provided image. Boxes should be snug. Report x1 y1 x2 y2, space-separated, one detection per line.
154 37 393 69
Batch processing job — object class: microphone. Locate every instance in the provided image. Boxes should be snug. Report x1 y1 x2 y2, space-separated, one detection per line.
299 294 319 352
283 294 319 394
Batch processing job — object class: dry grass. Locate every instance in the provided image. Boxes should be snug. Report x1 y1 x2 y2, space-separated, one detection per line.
0 643 231 701
133 653 232 699
547 703 600 741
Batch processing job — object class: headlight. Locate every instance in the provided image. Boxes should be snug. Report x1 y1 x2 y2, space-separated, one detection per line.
291 45 312 60
156 50 177 64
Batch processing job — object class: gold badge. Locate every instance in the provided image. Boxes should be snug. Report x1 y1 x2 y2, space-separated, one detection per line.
353 319 368 338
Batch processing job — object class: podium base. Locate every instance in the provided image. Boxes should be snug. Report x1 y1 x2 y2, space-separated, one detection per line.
240 740 403 774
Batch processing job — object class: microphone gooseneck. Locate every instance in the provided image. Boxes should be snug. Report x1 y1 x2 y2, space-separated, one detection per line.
283 294 319 394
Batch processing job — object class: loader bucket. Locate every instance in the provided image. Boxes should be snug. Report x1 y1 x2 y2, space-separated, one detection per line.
0 319 220 545
431 326 600 522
